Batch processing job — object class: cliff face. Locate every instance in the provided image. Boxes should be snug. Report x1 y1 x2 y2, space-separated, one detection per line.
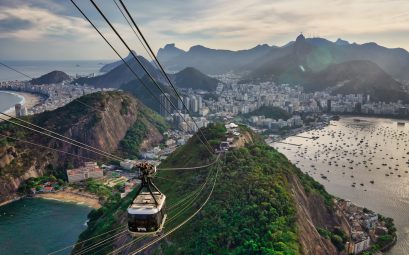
0 91 165 204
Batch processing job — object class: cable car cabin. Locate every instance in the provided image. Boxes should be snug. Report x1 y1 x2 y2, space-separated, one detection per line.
128 191 167 236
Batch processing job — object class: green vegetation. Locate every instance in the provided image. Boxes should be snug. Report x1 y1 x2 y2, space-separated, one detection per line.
72 124 352 254
18 175 65 194
296 172 334 208
119 106 169 158
73 189 136 254
243 106 291 120
119 121 147 158
158 142 300 254
317 227 347 251
82 179 113 199
161 123 225 168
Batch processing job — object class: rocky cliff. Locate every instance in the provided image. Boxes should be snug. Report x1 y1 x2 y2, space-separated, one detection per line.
0 91 166 204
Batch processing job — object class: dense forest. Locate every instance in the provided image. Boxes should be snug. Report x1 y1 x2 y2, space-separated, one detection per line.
73 123 345 254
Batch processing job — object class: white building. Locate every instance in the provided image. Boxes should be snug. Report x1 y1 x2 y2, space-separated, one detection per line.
67 162 103 183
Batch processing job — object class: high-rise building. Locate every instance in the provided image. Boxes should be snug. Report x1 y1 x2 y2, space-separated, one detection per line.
190 96 199 112
183 96 190 112
20 106 28 116
177 96 184 110
197 95 203 109
15 104 22 117
159 93 171 117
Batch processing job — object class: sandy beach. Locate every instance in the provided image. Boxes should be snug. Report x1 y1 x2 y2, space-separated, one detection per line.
0 90 43 119
36 189 101 209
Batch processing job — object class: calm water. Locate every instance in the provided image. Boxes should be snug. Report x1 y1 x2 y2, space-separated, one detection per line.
0 91 23 113
273 117 409 255
0 198 91 255
0 60 111 82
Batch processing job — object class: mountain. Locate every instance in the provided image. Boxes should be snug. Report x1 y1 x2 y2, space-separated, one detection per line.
0 91 167 204
157 43 273 74
158 36 409 82
31 70 69 85
304 60 407 102
246 35 409 102
99 51 136 73
335 38 349 46
72 124 356 254
157 43 185 63
172 67 219 91
120 75 176 113
74 55 163 89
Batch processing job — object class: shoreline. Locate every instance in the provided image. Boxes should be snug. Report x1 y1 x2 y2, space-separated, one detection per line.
0 195 23 207
0 90 43 118
35 189 101 209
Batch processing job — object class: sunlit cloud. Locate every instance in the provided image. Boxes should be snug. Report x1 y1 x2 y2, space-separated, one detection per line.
0 0 408 60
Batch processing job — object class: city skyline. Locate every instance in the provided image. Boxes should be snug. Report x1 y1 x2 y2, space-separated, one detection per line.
0 0 409 60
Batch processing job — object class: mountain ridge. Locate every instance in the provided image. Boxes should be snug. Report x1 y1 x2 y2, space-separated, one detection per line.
157 36 409 82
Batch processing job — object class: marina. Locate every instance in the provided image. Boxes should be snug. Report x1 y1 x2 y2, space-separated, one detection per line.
273 117 409 255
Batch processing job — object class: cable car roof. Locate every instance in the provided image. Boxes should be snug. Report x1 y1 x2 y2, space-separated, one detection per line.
128 192 166 215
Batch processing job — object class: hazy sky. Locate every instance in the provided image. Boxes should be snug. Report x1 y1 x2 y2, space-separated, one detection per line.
0 0 408 60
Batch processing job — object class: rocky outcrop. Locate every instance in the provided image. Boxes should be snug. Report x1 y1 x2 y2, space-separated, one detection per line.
0 91 165 204
289 174 350 255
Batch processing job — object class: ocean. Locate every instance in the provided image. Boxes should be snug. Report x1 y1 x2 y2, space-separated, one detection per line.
0 198 91 255
0 60 111 82
0 91 24 114
273 117 409 255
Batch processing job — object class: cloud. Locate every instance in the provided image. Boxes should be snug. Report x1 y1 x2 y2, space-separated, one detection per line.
1 0 409 60
0 5 94 41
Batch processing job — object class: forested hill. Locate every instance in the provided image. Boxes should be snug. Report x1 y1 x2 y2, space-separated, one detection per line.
73 124 352 255
0 91 167 204
31 70 69 85
172 67 220 91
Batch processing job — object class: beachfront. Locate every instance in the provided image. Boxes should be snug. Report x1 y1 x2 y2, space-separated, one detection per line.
0 90 43 119
35 188 101 209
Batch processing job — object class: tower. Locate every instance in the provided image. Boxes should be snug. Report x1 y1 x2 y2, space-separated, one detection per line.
159 93 171 117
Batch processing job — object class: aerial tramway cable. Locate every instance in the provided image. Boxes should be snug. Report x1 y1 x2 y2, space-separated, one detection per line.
117 0 214 155
0 112 123 161
128 162 220 255
0 116 124 161
71 0 214 156
0 58 216 167
88 0 215 155
0 133 98 162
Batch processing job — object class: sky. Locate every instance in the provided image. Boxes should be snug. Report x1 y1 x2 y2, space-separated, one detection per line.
0 0 409 60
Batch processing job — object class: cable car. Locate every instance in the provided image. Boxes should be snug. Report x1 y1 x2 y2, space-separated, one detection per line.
127 162 167 236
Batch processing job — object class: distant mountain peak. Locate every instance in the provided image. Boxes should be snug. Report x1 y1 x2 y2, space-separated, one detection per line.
335 38 350 46
164 43 177 49
189 45 208 52
296 33 306 42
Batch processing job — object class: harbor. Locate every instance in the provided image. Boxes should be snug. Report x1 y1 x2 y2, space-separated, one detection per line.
272 116 409 255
